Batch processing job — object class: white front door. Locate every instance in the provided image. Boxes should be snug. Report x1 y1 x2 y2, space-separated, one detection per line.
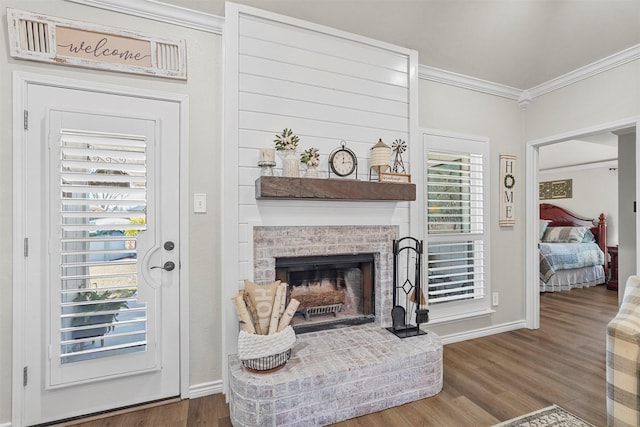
16 80 183 425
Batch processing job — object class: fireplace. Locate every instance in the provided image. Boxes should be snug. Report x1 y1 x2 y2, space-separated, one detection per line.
230 225 444 426
253 225 398 329
275 253 375 332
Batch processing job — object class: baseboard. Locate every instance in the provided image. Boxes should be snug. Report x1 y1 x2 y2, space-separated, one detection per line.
189 380 223 399
440 320 527 345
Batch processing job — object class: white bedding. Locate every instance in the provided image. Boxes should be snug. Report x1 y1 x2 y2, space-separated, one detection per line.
539 264 605 292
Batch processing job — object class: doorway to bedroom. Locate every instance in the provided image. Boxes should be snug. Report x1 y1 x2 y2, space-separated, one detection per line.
526 120 639 328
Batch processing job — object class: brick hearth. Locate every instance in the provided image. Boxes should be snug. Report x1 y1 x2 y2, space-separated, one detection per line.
228 323 443 426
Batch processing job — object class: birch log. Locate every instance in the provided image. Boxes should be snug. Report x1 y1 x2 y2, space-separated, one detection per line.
243 291 263 335
277 282 288 315
232 291 256 334
268 283 286 334
277 298 300 332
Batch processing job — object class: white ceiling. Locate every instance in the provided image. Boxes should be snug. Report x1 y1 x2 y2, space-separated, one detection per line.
538 133 619 172
163 0 640 89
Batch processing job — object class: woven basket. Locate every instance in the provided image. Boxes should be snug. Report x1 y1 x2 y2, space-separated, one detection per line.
237 326 296 373
241 349 292 373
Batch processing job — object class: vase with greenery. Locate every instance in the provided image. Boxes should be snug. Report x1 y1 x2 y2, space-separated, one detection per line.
274 128 300 177
300 147 320 178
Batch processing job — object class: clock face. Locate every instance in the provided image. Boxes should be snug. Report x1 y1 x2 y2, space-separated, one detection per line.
330 149 357 177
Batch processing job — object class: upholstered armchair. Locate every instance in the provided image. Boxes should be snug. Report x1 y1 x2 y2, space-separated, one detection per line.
607 275 640 427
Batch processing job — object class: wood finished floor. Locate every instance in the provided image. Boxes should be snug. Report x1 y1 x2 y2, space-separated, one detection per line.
56 285 617 427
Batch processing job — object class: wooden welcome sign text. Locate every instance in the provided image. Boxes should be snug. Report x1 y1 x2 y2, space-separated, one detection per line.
56 27 152 67
7 8 186 80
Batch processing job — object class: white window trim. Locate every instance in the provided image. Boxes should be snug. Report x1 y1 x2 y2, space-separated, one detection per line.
411 128 491 322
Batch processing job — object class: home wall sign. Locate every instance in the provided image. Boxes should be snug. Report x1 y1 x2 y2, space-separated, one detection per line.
499 153 516 226
6 8 187 80
539 179 573 200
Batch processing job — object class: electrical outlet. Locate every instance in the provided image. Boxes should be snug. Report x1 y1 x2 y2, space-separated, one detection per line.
492 292 499 306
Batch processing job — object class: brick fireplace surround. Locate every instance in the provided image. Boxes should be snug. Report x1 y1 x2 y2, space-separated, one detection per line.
228 225 443 426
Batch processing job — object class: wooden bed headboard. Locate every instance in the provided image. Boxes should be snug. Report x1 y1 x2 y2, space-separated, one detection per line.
539 203 608 276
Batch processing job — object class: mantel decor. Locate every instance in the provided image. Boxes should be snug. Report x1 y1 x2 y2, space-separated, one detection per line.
499 153 516 226
369 138 391 180
6 8 187 79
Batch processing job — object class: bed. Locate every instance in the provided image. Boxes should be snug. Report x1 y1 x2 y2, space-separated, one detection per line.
539 203 608 292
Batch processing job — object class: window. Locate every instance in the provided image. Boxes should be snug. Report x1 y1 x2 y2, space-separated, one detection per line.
423 132 490 320
56 130 148 363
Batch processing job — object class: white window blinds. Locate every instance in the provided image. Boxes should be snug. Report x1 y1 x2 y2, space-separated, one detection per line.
55 130 148 364
425 137 489 312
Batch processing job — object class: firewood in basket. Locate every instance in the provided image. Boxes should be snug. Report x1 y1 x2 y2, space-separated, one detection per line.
242 291 263 335
278 282 288 315
269 283 287 334
232 291 256 334
277 298 300 332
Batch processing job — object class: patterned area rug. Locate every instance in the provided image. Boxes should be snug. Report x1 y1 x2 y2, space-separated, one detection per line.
493 405 595 427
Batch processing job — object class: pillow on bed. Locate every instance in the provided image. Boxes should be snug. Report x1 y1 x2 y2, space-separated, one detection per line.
542 226 589 243
539 220 552 240
582 229 596 243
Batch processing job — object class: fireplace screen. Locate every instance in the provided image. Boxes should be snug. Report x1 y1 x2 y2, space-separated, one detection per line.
275 253 375 332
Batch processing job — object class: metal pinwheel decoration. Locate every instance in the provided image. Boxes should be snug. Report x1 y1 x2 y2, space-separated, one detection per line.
392 139 407 173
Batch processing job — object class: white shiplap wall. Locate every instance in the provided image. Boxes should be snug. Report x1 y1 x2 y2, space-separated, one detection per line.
223 2 418 378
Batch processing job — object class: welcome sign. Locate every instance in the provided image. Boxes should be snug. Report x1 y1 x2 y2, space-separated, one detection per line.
56 27 153 67
7 8 186 80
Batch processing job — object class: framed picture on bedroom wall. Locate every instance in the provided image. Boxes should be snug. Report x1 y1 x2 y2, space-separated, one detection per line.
539 179 573 200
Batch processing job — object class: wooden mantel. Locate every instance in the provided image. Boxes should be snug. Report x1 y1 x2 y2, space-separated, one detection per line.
255 176 416 201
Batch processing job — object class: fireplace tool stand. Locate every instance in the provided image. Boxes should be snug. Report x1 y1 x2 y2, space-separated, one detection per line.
387 237 429 338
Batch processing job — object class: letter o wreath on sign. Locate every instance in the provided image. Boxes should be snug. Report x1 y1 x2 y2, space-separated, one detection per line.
504 174 515 189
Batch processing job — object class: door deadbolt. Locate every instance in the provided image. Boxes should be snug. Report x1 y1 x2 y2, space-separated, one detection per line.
151 261 176 271
164 241 175 251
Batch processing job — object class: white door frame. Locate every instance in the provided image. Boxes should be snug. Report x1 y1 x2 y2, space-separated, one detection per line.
12 71 190 426
525 117 640 329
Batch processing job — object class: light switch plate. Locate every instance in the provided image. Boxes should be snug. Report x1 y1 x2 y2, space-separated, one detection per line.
194 193 206 213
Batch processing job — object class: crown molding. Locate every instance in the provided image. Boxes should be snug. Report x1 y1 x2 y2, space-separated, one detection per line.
66 0 639 105
419 43 640 105
66 0 224 34
418 64 523 101
529 44 640 98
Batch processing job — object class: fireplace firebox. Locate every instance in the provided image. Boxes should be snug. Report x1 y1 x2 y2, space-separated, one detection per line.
275 253 375 333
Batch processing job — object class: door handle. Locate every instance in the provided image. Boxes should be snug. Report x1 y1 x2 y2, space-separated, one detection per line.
151 261 175 271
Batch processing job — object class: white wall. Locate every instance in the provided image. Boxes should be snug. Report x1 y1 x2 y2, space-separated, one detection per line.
418 80 526 335
525 59 640 297
0 1 223 422
539 167 619 245
525 60 640 140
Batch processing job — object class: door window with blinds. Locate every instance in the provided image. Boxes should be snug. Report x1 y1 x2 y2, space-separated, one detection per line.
57 130 148 364
424 132 490 318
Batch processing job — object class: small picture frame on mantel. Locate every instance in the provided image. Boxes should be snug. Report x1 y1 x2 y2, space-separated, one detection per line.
379 172 411 184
